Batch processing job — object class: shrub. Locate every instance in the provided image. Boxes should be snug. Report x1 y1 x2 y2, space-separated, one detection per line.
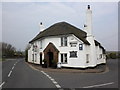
109 52 117 59
51 60 57 68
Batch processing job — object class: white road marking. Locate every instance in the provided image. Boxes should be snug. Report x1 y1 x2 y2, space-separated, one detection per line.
83 82 114 88
0 82 5 88
14 63 16 66
46 75 49 77
47 76 52 79
53 81 58 84
8 71 12 77
56 84 61 88
41 70 62 88
58 89 64 90
51 78 55 81
12 66 14 70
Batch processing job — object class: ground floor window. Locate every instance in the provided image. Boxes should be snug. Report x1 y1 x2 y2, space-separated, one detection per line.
32 54 34 61
61 53 67 63
86 54 89 63
70 51 77 58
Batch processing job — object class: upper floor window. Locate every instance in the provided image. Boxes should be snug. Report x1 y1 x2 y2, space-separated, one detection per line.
33 44 37 52
40 41 42 49
70 51 77 58
70 42 77 47
61 36 67 46
61 53 67 63
79 44 83 50
99 54 102 59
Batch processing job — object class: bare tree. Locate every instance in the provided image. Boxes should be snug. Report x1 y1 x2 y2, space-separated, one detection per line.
1 42 16 58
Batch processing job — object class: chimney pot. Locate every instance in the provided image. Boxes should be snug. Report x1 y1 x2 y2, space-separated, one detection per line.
40 22 42 25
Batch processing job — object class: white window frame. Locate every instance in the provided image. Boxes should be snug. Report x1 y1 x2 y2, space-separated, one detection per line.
40 41 42 49
70 42 77 47
70 51 77 58
99 54 102 59
61 36 67 46
35 54 37 62
61 53 67 64
32 54 34 61
86 54 89 63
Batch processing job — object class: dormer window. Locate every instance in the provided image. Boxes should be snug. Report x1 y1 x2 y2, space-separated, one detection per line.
61 36 67 46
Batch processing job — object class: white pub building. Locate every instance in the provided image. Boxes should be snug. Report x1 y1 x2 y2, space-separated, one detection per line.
28 5 106 68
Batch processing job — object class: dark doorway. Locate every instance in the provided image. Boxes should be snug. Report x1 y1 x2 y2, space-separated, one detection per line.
48 52 53 67
40 53 42 65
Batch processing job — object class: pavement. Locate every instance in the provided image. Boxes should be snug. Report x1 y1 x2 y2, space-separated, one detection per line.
1 58 118 89
27 62 108 73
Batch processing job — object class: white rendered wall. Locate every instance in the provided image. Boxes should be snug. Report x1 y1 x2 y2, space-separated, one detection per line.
28 34 89 68
28 34 106 68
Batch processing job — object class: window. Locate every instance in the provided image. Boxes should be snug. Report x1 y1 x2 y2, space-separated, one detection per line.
71 37 74 40
70 51 77 58
32 54 34 61
86 54 89 63
61 53 67 63
99 54 102 59
61 37 67 46
79 44 83 50
40 41 42 49
35 54 37 62
33 44 37 52
70 42 77 47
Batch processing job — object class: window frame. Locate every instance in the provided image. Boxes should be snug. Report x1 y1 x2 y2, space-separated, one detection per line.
40 40 42 49
70 51 77 58
70 42 77 47
61 36 67 46
61 53 67 64
32 54 34 61
35 54 37 62
99 54 102 59
86 54 89 63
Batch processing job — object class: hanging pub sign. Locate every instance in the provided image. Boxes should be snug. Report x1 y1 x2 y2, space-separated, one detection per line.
79 44 83 50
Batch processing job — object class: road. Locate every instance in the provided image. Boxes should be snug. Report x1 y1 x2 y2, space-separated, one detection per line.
2 59 56 88
1 58 118 89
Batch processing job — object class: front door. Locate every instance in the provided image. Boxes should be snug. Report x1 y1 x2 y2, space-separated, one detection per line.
48 52 53 67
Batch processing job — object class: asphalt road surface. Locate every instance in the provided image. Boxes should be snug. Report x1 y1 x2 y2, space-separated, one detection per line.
1 58 118 89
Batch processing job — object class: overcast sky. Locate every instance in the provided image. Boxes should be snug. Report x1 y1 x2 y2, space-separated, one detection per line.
1 2 118 51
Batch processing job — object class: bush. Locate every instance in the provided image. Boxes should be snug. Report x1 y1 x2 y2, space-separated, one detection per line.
51 60 57 68
109 52 117 59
